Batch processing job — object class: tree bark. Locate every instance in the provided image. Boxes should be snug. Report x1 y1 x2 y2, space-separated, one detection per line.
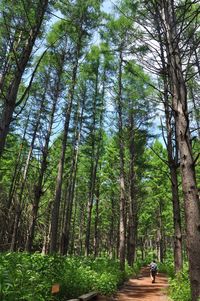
85 67 99 256
109 198 115 258
127 111 137 266
117 49 126 271
156 201 164 263
163 74 183 272
94 181 100 257
162 1 200 299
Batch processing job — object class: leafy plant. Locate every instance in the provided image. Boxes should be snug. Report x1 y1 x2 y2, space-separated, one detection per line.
168 264 191 301
0 253 139 300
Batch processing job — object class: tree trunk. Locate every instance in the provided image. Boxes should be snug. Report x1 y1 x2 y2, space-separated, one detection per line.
117 49 126 271
60 96 84 255
0 111 31 249
157 201 164 263
170 165 183 271
164 82 183 272
10 205 21 251
109 198 115 258
163 2 200 299
94 182 100 257
84 60 101 256
0 0 48 156
25 69 61 252
42 201 52 254
154 5 183 271
78 200 85 256
127 111 137 266
7 110 31 210
70 195 78 255
49 52 80 253
10 91 46 251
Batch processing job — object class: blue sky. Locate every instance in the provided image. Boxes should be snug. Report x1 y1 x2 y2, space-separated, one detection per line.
102 0 113 12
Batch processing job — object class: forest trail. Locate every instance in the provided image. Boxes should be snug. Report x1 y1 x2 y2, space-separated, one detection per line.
97 267 169 301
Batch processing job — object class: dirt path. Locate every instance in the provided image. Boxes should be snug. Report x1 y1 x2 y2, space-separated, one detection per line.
97 267 169 301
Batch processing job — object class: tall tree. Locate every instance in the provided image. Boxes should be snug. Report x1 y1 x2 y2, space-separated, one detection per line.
0 0 49 155
25 50 66 252
147 3 183 271
49 0 102 253
123 62 154 266
138 0 200 297
83 46 105 256
139 141 174 261
59 78 86 255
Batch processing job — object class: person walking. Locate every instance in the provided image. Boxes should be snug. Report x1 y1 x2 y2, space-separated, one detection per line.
149 260 158 283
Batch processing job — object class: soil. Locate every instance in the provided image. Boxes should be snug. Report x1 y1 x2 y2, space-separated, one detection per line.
97 266 169 301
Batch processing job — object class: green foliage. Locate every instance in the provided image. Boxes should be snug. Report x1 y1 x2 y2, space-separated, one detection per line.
0 253 137 300
0 252 56 301
158 256 191 301
138 141 174 243
127 261 142 278
168 264 191 301
0 134 26 205
158 260 175 278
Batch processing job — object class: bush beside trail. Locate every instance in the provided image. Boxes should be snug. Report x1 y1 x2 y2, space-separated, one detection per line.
0 253 141 301
158 260 191 301
168 264 191 301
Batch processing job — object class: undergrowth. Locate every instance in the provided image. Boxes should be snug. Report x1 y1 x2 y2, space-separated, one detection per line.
0 253 142 301
158 257 191 301
168 263 191 301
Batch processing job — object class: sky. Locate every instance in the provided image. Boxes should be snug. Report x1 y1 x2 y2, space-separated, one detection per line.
102 0 115 12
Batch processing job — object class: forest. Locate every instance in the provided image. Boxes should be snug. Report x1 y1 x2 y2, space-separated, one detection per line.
0 0 199 300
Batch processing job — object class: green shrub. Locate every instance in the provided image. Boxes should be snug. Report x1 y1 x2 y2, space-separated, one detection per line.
158 261 175 278
95 272 118 295
0 253 140 300
0 252 56 301
168 264 191 301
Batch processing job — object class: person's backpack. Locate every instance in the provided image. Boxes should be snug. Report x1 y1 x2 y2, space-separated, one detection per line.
150 262 157 272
